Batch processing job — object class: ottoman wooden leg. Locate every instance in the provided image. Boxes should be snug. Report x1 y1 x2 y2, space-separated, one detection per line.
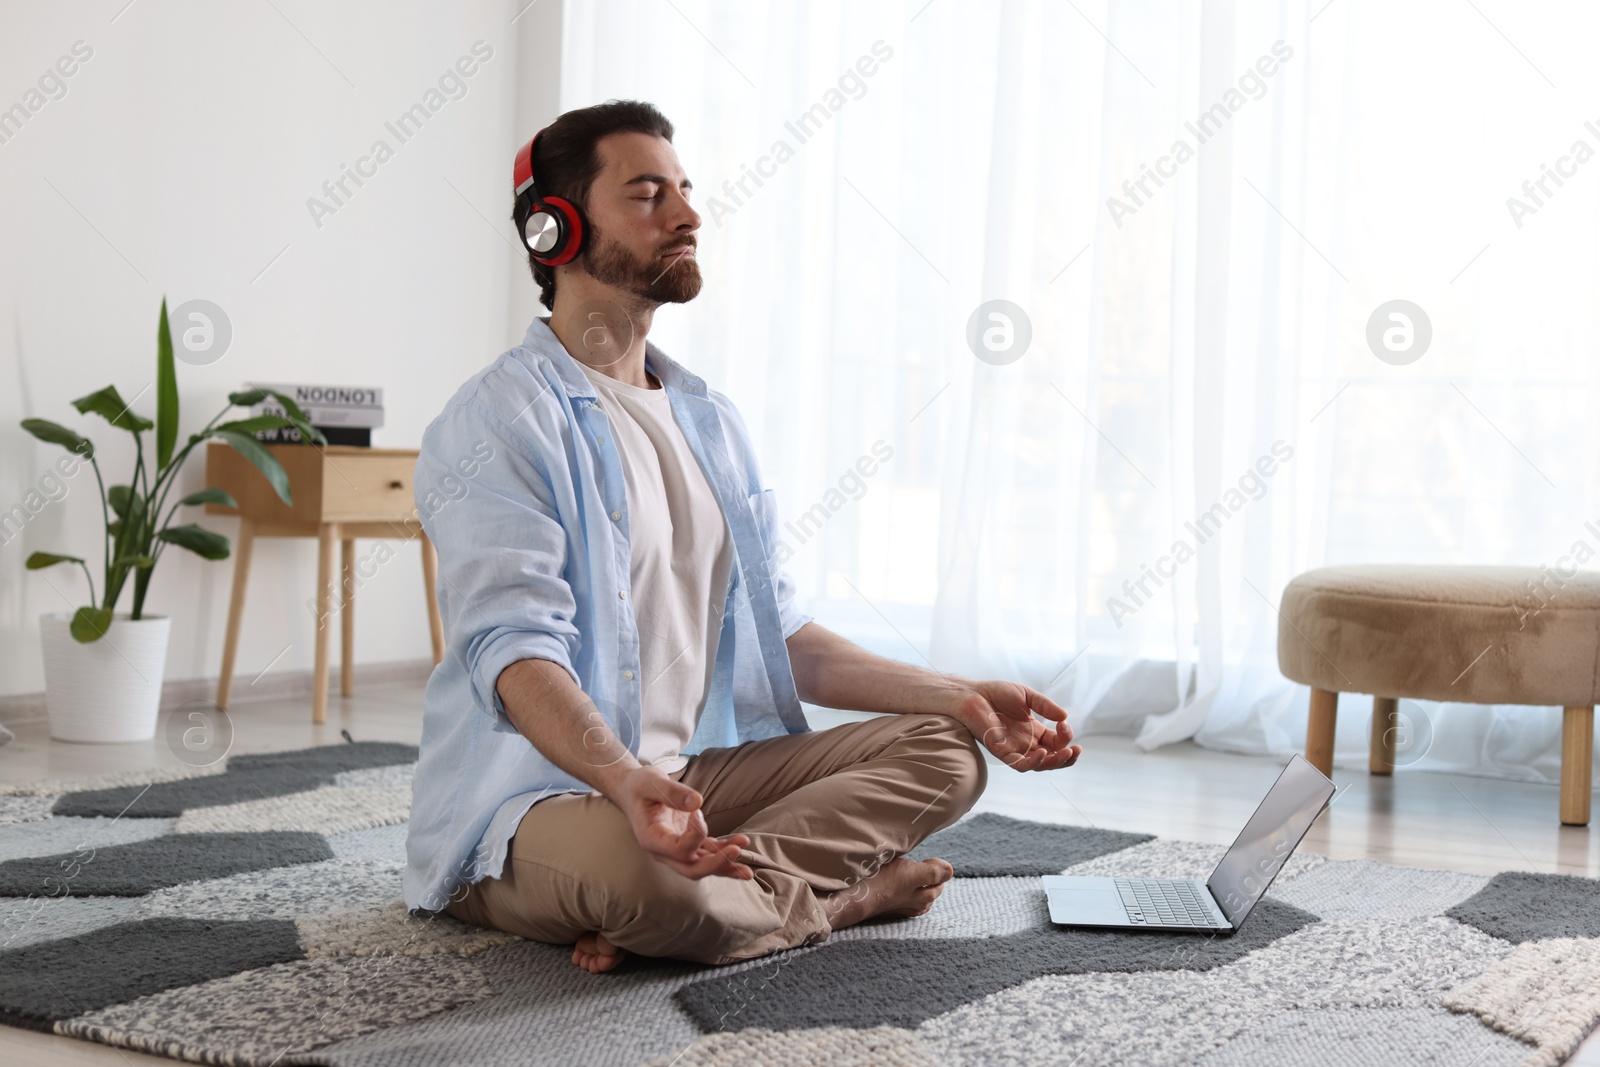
1561 705 1593 826
1370 696 1399 775
1306 688 1338 777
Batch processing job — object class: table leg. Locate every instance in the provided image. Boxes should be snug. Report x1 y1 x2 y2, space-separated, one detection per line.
1306 688 1338 777
1370 696 1398 774
1561 705 1593 826
216 518 255 710
421 530 444 667
341 536 355 698
313 522 336 724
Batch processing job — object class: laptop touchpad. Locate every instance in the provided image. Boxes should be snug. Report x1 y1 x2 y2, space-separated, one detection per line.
1044 887 1127 925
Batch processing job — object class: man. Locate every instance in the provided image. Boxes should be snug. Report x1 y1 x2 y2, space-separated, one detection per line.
403 99 1081 973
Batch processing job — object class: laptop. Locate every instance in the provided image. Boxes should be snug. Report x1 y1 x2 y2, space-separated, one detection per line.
1041 753 1335 933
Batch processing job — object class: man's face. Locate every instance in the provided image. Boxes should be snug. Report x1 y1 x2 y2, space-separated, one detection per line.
578 131 701 305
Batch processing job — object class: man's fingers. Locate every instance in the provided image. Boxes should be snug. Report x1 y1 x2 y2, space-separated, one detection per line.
697 832 751 857
996 735 1082 772
651 830 749 867
667 806 717 842
983 716 1083 770
669 842 753 880
638 770 704 814
992 732 1038 766
642 812 711 860
705 842 753 877
647 830 701 863
1032 743 1083 771
1027 686 1070 722
663 779 705 813
1035 741 1077 765
1002 746 1037 770
687 807 710 838
1017 724 1058 757
636 770 706 815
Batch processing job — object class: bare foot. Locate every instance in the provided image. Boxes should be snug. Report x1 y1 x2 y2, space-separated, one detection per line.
820 857 956 931
571 931 628 973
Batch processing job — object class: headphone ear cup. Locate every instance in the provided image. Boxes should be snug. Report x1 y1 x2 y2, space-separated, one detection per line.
532 196 586 266
522 200 566 259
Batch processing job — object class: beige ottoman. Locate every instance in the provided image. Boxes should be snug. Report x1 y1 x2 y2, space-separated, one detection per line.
1277 564 1600 825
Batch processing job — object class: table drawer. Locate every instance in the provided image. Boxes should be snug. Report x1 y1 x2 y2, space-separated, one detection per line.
203 442 420 526
320 453 417 521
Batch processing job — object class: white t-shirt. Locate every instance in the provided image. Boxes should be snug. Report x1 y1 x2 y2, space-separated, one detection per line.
577 361 735 773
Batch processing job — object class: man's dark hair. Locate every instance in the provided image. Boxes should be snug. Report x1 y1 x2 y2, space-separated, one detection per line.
512 99 675 311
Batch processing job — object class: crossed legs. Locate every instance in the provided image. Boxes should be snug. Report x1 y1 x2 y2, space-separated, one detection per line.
444 712 988 966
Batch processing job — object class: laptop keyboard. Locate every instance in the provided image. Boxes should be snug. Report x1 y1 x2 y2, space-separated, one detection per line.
1114 878 1219 927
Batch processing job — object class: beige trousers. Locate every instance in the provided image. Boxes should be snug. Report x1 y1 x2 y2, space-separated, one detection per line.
444 712 987 965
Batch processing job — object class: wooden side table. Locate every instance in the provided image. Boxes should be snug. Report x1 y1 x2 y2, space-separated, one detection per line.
204 443 444 723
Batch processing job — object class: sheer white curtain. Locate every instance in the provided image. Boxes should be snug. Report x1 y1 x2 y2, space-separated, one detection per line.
561 0 1600 785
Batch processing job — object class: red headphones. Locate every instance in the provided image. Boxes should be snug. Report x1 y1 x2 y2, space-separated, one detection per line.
514 128 586 266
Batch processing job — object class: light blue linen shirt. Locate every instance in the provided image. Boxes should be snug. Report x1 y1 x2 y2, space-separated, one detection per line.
403 314 814 913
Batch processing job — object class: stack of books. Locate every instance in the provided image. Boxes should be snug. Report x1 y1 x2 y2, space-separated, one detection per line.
246 382 384 447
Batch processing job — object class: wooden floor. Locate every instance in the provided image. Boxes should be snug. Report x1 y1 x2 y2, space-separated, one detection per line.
1 681 1596 1065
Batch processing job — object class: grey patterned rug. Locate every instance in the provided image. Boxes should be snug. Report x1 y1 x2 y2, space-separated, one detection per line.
2 743 1598 1066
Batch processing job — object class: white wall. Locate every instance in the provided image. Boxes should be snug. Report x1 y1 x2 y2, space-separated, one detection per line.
0 0 563 699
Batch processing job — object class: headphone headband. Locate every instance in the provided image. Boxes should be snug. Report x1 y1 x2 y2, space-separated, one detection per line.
513 131 540 198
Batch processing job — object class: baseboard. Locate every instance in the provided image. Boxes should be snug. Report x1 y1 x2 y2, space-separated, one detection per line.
0 658 435 726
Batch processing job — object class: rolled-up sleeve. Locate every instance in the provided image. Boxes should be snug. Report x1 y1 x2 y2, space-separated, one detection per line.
416 394 582 730
775 565 814 640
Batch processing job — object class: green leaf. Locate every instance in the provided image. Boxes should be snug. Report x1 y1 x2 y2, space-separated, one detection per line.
157 523 229 560
228 387 312 425
226 387 271 407
179 487 237 508
72 386 153 433
113 555 155 568
265 389 312 426
211 415 298 436
289 418 328 446
107 520 123 539
25 551 84 570
156 298 178 470
71 606 113 643
223 388 326 446
20 419 93 460
108 484 134 519
212 430 293 505
116 490 147 546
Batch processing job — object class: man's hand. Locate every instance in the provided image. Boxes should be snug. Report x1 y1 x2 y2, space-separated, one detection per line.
610 766 754 880
955 680 1082 772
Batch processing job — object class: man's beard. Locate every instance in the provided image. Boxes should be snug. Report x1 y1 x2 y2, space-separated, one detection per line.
581 221 702 305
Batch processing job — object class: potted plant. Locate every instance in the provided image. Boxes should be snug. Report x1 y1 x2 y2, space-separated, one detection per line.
19 298 326 742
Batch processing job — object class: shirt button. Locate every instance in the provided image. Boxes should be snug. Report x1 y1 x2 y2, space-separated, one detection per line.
596 436 605 446
618 590 627 600
623 670 634 680
611 510 621 521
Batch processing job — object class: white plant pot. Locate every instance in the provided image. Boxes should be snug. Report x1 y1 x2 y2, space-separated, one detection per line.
40 611 171 743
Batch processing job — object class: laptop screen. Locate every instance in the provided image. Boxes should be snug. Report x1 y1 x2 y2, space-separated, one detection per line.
1205 754 1335 927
